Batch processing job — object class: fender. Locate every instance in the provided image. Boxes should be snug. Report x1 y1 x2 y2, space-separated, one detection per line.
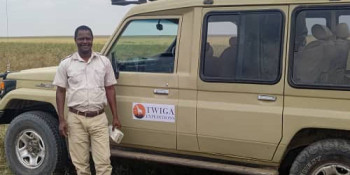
0 88 57 110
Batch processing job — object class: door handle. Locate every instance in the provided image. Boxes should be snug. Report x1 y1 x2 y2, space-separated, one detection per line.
154 89 169 95
258 95 276 102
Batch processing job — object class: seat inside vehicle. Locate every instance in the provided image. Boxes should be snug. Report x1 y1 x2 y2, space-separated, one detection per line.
294 24 336 84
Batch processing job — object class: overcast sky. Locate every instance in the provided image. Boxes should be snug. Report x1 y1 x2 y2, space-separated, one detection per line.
0 0 132 37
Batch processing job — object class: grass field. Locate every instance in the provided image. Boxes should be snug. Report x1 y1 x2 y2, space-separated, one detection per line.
0 36 178 174
0 36 235 175
0 125 12 174
0 36 110 174
0 36 177 73
0 36 109 73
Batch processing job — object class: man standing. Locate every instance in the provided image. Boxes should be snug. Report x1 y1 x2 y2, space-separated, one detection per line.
53 25 121 175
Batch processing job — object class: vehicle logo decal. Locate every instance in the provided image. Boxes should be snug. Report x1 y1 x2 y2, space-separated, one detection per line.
133 104 146 119
132 103 175 123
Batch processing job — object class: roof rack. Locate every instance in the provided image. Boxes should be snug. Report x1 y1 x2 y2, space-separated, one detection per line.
111 0 151 6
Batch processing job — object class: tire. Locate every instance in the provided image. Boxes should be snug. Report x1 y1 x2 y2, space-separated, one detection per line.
290 139 350 175
4 111 68 175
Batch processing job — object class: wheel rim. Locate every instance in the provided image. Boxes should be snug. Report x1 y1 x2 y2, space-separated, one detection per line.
313 163 350 175
15 129 45 169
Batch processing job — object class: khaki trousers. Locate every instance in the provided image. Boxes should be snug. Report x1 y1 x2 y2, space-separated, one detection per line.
67 111 112 175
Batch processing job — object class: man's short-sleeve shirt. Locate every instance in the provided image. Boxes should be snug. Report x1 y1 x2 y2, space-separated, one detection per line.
53 52 117 112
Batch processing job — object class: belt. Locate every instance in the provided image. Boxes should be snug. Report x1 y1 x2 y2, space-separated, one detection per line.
69 108 104 117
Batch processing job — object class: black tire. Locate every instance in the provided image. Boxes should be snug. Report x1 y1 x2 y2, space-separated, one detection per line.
4 111 68 175
290 139 350 175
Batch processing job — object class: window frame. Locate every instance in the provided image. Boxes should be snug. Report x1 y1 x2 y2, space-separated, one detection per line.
199 10 285 84
106 16 182 74
288 5 350 91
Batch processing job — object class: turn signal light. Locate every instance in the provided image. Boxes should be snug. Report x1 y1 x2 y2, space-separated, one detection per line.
0 79 16 98
0 81 4 91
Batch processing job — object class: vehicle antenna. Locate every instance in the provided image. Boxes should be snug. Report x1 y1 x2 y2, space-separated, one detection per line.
5 0 10 73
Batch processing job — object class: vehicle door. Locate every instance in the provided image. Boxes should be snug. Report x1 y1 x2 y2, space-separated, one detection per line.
197 5 287 160
282 4 350 151
105 16 181 149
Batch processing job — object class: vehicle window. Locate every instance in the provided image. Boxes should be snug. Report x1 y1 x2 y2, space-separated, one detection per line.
107 19 179 73
207 21 237 58
294 17 326 53
201 11 283 83
291 9 350 87
339 15 350 33
306 18 327 35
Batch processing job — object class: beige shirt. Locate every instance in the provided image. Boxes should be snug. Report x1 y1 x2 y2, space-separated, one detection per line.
53 52 117 112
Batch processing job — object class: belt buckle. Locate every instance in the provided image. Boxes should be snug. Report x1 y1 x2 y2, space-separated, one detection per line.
77 110 86 117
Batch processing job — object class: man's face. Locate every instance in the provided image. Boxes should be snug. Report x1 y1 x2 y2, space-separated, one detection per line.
75 30 93 55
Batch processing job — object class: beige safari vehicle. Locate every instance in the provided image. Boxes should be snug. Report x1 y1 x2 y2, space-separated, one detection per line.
2 0 350 174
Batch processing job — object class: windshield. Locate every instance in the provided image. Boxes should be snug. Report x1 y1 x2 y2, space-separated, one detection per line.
107 19 179 73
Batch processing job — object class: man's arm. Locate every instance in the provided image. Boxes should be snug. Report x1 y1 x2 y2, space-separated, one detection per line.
56 86 68 137
105 85 121 130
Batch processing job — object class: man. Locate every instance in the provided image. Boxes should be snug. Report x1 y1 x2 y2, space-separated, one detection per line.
53 25 121 175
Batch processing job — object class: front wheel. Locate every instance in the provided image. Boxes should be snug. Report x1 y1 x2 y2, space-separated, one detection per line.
290 139 350 175
4 111 68 175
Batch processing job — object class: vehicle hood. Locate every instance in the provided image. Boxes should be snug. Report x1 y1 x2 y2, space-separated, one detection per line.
6 66 58 81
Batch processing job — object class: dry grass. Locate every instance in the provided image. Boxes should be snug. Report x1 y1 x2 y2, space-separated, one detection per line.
111 35 175 61
0 36 109 73
0 36 109 174
0 36 233 175
0 36 109 44
0 125 12 174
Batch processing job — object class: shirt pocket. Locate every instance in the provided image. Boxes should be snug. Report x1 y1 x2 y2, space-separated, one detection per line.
68 70 84 88
93 69 105 87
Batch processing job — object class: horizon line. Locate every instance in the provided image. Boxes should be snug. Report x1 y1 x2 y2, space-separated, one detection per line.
0 35 111 38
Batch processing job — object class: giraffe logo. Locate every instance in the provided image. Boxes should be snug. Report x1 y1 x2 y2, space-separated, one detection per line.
133 104 146 119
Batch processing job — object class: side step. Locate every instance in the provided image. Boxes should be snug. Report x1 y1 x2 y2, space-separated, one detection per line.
111 147 278 175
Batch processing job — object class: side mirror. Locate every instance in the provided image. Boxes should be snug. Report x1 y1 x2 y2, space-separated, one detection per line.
111 0 147 6
111 53 120 79
156 19 163 31
0 71 8 79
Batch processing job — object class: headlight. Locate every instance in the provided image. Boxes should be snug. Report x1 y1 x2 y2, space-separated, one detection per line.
0 79 16 98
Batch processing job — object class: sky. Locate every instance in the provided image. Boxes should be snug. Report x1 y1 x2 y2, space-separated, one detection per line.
0 0 132 37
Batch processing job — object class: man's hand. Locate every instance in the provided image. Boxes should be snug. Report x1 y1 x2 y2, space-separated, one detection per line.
56 86 67 137
105 85 121 130
112 116 121 130
59 119 68 137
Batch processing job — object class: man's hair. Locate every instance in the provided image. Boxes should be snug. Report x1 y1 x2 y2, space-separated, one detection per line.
74 25 93 40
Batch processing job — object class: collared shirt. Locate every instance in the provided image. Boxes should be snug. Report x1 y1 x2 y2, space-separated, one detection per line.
53 52 117 112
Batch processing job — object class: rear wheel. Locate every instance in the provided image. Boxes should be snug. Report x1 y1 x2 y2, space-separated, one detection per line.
290 139 350 175
5 111 68 175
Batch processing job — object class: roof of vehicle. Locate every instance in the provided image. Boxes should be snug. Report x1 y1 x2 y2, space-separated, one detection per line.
126 0 350 16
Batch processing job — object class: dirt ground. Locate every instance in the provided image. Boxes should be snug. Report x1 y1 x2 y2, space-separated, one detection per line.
60 157 236 175
110 158 236 175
